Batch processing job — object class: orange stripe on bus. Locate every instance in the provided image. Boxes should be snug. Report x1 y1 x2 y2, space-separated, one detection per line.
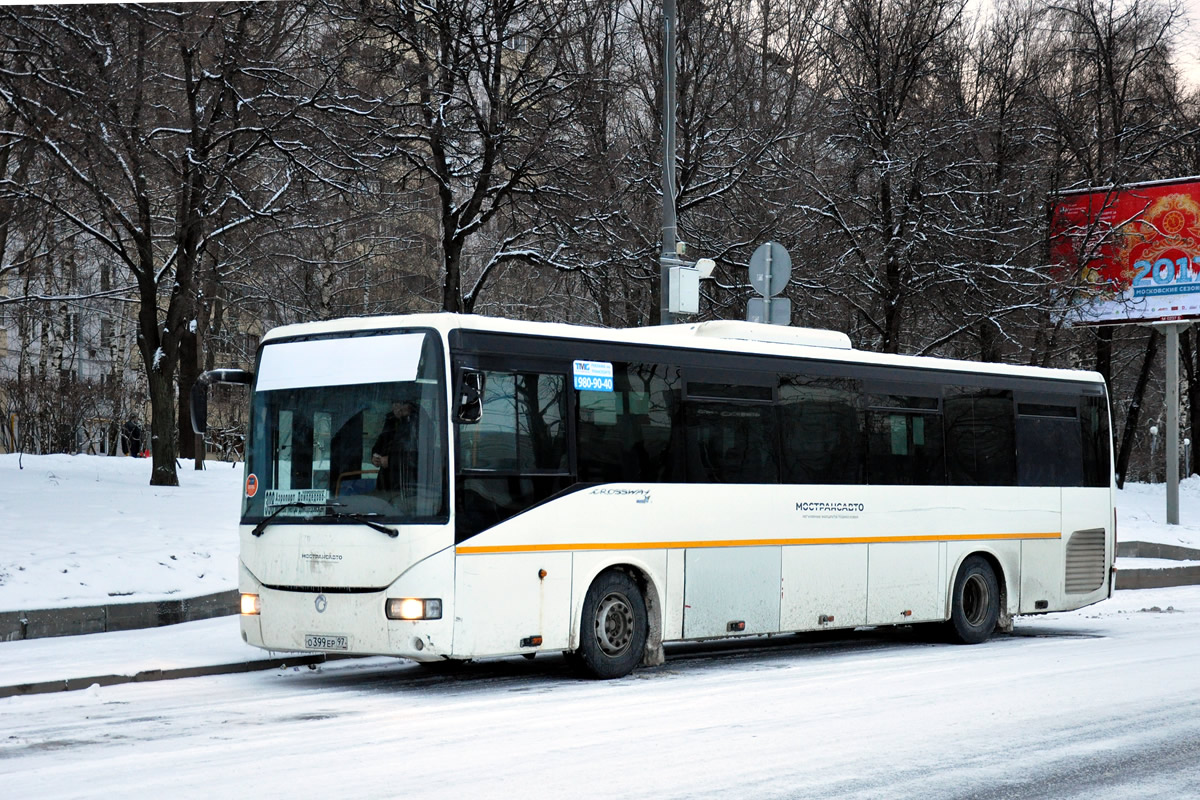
455 531 1062 555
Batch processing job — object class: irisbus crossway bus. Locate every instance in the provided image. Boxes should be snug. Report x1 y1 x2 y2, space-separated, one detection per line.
192 314 1116 679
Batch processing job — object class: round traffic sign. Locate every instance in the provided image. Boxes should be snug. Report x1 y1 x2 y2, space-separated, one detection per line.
749 241 791 297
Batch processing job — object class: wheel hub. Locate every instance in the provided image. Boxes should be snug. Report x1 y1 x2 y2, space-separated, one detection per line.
963 573 990 627
595 591 634 657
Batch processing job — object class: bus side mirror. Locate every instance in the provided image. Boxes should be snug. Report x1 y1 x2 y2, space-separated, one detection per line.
191 369 254 434
456 371 485 424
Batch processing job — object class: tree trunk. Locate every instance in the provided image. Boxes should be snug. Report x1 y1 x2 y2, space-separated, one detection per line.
442 238 464 313
1094 326 1113 387
1115 330 1159 488
137 263 179 486
147 367 179 486
978 319 1000 363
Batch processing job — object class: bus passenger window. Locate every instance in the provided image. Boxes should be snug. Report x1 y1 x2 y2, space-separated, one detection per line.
778 375 863 484
866 403 946 486
683 375 778 485
576 363 681 484
516 373 567 471
458 373 519 470
456 372 567 472
1080 395 1111 487
684 404 778 484
943 389 1016 486
1016 403 1084 487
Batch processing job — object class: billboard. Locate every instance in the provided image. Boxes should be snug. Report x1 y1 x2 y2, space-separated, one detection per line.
1049 176 1200 325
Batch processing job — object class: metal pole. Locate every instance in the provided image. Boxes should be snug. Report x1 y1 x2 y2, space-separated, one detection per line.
762 244 773 323
659 0 677 326
1166 323 1181 524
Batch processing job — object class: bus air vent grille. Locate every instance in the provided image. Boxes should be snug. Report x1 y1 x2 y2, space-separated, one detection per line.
1064 528 1106 594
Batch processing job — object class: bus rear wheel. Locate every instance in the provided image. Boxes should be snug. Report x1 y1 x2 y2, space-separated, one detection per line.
947 555 1000 644
577 570 648 679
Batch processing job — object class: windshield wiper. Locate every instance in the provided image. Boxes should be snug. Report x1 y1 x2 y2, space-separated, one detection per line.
251 501 330 537
315 504 399 538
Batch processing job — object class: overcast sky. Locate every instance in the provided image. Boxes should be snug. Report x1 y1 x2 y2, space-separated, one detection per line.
1178 0 1200 87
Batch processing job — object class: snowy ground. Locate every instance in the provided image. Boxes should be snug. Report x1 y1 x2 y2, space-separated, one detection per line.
0 454 242 610
1 585 1198 799
2 453 1200 613
1114 475 1200 549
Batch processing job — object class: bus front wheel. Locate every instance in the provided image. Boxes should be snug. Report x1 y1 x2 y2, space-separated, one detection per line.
577 570 648 679
947 555 1000 644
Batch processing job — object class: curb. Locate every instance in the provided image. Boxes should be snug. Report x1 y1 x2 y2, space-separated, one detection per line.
0 652 334 699
1115 541 1200 590
0 590 238 642
1117 541 1200 560
1115 566 1200 590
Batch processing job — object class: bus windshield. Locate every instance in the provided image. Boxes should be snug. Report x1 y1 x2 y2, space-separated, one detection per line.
242 330 448 525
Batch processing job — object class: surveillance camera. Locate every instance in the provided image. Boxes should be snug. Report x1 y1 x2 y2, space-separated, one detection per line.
695 258 716 280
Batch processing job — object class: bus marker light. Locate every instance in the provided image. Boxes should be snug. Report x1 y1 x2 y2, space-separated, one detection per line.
538 569 547 580
819 615 835 625
520 636 543 647
241 594 260 615
386 598 443 620
727 621 746 632
901 610 912 618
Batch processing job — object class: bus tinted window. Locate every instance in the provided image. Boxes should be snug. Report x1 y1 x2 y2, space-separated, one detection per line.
685 401 778 483
778 375 864 484
943 388 1016 486
1017 409 1084 487
1081 395 1111 487
517 374 568 471
458 372 567 472
577 363 681 483
866 408 946 485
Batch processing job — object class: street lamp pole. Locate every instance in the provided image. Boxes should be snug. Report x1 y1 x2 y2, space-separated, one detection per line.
659 0 678 326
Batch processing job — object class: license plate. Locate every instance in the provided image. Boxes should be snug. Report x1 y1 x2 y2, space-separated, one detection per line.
304 634 348 651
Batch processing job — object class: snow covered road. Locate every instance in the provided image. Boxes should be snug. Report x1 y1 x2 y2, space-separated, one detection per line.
3 586 1199 799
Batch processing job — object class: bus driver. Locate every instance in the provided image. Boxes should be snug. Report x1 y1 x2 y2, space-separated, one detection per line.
371 394 422 493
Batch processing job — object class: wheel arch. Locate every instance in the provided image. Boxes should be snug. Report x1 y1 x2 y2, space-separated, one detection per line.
947 548 1012 630
571 558 665 667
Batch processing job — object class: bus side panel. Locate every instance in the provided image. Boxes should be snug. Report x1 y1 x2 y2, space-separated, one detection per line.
1020 539 1062 614
780 543 867 631
665 548 685 640
866 542 942 624
452 552 573 657
1058 486 1113 611
682 546 781 638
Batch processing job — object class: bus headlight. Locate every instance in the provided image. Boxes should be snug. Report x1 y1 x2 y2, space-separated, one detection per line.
386 598 442 620
240 593 261 615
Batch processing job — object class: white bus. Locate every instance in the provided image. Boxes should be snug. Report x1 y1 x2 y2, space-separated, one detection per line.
193 314 1115 679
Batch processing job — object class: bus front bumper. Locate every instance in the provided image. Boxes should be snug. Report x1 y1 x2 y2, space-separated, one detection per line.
238 563 454 662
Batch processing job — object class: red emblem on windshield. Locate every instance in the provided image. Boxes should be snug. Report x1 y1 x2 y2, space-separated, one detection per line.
246 474 259 498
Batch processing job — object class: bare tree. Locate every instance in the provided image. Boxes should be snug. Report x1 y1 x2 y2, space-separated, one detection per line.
352 0 588 314
0 4 363 483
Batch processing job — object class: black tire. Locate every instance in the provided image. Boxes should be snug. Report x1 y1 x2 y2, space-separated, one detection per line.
577 569 648 679
947 555 1000 644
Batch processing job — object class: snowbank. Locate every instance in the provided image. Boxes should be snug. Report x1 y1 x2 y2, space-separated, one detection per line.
0 454 242 610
